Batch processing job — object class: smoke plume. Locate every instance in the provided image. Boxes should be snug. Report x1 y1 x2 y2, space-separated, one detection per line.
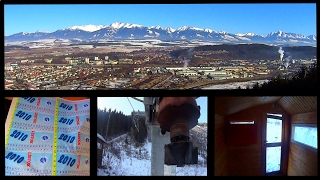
278 47 284 61
183 47 194 70
284 53 292 69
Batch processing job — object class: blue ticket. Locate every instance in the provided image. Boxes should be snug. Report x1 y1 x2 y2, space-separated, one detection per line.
6 128 53 146
57 98 90 113
5 151 90 176
55 153 90 175
5 97 90 176
10 109 56 130
56 114 90 128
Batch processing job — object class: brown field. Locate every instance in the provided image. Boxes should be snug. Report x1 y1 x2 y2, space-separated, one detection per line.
5 46 142 62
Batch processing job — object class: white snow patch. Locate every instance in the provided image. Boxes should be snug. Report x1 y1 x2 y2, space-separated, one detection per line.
144 35 154 38
67 24 106 32
222 35 238 41
150 25 161 29
236 36 251 41
190 27 204 31
166 27 176 33
196 33 204 38
177 26 189 31
204 28 213 33
109 22 143 29
236 32 255 37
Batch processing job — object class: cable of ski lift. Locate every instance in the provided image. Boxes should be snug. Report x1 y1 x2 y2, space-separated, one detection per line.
127 97 139 131
131 97 144 103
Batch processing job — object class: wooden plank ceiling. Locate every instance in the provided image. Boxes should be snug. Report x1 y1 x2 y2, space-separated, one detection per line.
277 96 317 115
215 96 317 116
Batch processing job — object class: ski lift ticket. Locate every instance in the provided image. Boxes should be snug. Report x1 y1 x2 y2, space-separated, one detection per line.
5 97 90 176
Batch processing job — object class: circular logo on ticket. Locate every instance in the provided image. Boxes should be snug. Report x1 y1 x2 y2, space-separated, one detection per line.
41 135 50 141
43 116 51 122
85 159 89 165
85 137 90 143
39 156 48 164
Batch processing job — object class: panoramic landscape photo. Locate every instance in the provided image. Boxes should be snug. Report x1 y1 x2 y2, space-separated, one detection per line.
4 4 317 90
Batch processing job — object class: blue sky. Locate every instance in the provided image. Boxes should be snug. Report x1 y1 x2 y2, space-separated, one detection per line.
4 4 316 36
97 97 208 123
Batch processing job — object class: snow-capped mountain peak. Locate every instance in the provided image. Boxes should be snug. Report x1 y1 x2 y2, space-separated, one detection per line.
166 27 176 33
236 32 256 37
278 30 283 36
310 35 317 41
123 23 143 28
246 32 255 36
151 25 162 29
268 30 285 37
219 31 228 35
66 24 107 32
21 32 29 35
190 27 204 31
204 28 213 33
110 22 123 28
177 26 189 31
110 22 142 29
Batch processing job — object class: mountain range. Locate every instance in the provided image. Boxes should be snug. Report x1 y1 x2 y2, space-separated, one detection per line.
4 22 317 46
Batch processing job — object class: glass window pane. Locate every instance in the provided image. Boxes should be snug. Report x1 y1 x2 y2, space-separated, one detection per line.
266 118 282 143
266 146 281 173
293 126 317 149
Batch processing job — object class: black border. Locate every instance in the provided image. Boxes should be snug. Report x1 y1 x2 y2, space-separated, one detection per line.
2 2 318 177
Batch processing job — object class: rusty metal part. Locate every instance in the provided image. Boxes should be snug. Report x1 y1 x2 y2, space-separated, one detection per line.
169 123 190 141
157 97 200 140
164 141 198 167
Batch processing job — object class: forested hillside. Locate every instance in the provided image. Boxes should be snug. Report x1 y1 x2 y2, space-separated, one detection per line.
170 44 317 60
97 108 147 143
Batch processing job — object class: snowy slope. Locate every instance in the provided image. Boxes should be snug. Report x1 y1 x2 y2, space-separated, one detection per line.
97 124 207 176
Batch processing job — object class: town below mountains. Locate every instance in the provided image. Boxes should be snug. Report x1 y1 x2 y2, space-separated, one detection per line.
4 22 317 90
5 22 317 47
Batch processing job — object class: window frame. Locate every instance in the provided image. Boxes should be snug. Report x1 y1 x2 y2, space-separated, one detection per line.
263 112 284 175
291 123 317 152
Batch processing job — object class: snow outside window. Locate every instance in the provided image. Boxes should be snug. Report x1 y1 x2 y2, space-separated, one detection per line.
291 124 317 151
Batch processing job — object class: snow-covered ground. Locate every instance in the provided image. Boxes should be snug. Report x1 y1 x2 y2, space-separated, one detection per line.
97 133 207 176
201 79 270 89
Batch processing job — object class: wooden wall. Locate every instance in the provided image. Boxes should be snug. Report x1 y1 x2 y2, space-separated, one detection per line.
215 102 290 176
226 105 262 176
214 114 228 175
287 111 318 176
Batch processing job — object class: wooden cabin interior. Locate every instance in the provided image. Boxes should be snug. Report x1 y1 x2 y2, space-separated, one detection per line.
214 96 317 176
